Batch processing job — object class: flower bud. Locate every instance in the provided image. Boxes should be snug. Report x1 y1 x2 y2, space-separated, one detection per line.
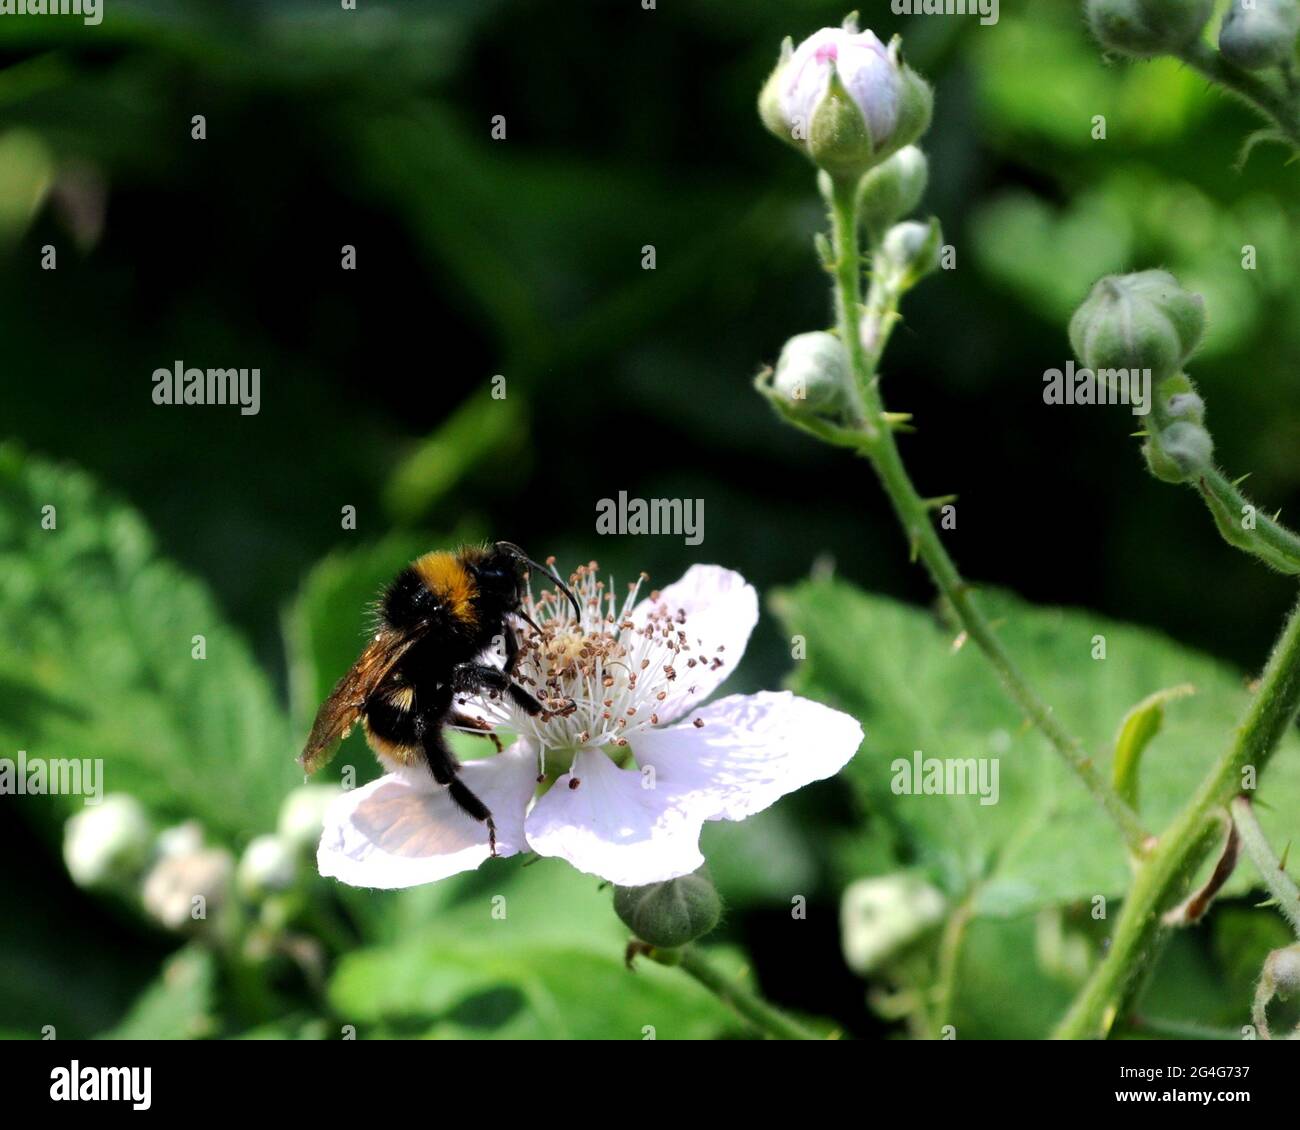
759 25 933 180
1165 390 1206 423
857 145 929 239
1219 0 1300 69
142 839 234 932
1264 943 1300 997
277 783 342 855
62 794 152 890
879 218 943 289
1086 0 1215 58
1144 420 1215 482
840 873 946 974
613 869 722 949
236 833 298 901
1069 270 1206 385
772 330 850 414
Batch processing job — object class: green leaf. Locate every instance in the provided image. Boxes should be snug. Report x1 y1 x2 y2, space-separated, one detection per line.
327 859 742 1040
771 577 1300 919
98 945 216 1040
0 446 298 839
1112 684 1195 810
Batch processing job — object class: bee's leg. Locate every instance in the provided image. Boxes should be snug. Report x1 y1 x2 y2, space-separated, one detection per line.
417 694 498 856
452 662 545 717
502 623 523 676
447 709 503 753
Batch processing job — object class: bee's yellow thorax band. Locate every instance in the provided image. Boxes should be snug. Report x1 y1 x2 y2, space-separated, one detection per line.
414 551 478 625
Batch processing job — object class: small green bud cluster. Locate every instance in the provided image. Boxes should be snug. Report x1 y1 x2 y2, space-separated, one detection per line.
1070 271 1213 483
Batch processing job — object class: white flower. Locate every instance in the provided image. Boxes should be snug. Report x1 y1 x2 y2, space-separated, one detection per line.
318 564 863 888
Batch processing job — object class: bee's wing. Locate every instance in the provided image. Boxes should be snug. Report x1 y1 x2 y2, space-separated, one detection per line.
298 632 414 774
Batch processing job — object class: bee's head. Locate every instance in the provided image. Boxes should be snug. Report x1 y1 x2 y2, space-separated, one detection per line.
482 542 581 620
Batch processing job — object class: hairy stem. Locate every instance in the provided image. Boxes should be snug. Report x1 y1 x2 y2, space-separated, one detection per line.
825 176 1148 853
1179 40 1300 150
1232 795 1300 937
674 947 819 1040
1054 593 1300 1038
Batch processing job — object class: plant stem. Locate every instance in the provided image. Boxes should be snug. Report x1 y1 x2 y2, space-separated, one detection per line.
824 176 1148 854
1054 593 1300 1038
1232 795 1300 937
674 947 819 1040
1178 40 1300 151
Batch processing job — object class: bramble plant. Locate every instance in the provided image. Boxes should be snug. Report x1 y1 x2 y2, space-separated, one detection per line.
757 9 1300 1040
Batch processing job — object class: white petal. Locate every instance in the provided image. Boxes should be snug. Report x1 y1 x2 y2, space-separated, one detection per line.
630 691 863 822
633 564 759 725
317 743 537 889
524 748 706 886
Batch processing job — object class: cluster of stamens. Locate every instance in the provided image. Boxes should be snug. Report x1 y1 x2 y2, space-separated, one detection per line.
471 561 725 763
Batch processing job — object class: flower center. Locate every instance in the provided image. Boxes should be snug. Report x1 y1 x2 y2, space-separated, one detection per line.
465 561 721 770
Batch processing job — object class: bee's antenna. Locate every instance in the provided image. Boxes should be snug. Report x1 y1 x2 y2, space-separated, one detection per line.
496 542 582 620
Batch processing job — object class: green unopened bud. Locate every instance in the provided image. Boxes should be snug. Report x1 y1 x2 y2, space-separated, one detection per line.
879 218 942 288
1145 420 1215 482
63 794 152 890
809 67 877 180
1264 943 1300 997
613 869 722 949
773 330 850 413
1220 0 1300 69
236 833 298 901
840 873 946 974
858 146 929 240
1165 390 1206 423
1070 270 1206 385
1086 0 1215 58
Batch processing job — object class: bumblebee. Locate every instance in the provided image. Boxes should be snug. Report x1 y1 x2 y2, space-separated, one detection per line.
299 541 580 853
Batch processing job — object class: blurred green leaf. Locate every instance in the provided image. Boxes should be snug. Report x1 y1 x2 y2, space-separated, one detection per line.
0 445 298 838
98 944 216 1039
328 859 741 1039
772 577 1300 918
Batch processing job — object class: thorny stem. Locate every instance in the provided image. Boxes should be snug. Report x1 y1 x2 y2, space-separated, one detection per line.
1232 795 1300 937
667 946 819 1040
822 175 1148 854
1053 593 1300 1038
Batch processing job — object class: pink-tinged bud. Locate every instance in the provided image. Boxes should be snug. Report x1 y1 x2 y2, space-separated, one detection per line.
759 25 932 180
